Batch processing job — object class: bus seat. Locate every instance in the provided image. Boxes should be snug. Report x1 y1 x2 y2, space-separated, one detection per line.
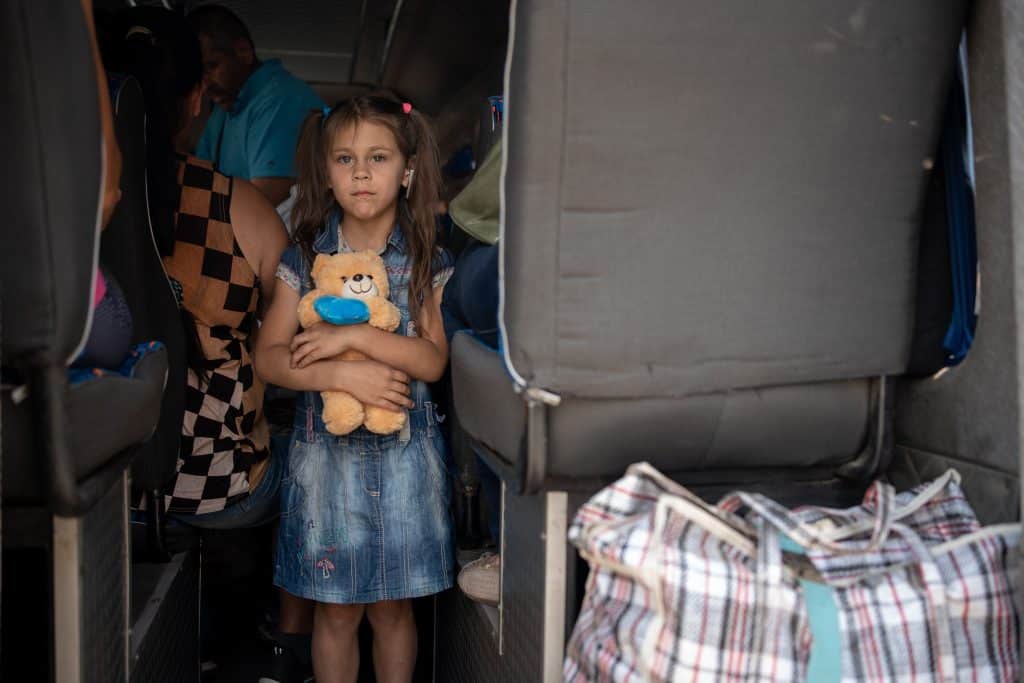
0 1 167 516
451 0 969 494
103 73 188 557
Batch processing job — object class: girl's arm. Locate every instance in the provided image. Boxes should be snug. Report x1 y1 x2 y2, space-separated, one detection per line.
291 286 449 382
254 282 415 411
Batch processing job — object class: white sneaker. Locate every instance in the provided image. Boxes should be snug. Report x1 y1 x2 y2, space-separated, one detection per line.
457 552 500 606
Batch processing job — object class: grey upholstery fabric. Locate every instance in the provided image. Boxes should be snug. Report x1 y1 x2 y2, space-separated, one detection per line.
453 332 871 477
452 1 970 486
452 333 527 461
1 0 101 365
502 0 969 399
893 0 1024 524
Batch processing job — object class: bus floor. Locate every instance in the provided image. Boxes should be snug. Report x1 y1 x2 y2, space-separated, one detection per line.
198 524 436 682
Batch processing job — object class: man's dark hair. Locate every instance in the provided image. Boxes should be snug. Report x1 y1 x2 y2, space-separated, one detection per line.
187 4 254 53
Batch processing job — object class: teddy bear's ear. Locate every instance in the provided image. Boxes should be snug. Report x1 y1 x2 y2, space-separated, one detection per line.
311 254 328 282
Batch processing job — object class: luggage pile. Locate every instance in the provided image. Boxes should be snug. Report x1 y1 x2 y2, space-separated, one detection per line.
565 464 1020 682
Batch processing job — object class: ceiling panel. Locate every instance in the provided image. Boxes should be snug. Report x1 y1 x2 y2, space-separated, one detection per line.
184 0 398 85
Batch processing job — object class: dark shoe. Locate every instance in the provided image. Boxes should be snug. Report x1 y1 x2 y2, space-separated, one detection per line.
258 642 314 683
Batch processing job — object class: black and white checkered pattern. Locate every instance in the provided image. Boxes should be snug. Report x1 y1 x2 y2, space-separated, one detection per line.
164 156 268 515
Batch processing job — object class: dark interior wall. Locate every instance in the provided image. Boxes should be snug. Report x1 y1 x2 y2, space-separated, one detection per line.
380 0 508 114
893 0 1024 525
96 0 510 164
380 0 509 163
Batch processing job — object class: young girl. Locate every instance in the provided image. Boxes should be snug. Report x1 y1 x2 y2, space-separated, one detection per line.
255 95 454 683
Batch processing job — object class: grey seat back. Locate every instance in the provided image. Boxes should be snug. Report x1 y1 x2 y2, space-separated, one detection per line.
477 0 969 489
502 0 968 399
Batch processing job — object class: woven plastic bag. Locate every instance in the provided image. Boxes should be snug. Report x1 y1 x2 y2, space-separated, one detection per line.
564 464 1020 683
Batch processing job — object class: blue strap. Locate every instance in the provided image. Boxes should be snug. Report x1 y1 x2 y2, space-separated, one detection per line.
940 55 977 366
780 536 842 683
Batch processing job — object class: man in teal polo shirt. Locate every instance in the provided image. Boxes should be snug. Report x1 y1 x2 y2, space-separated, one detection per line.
189 5 323 208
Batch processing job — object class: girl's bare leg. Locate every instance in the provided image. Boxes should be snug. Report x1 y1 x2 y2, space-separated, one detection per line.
366 599 417 682
313 602 365 683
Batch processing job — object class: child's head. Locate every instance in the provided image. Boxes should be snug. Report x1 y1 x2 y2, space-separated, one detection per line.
293 94 443 318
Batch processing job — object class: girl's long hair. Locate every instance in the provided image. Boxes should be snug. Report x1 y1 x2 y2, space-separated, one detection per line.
291 94 443 324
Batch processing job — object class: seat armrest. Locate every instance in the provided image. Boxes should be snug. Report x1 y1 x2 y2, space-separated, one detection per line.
451 332 525 468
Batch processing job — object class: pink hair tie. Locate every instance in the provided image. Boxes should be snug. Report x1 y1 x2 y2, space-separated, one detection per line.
402 102 413 115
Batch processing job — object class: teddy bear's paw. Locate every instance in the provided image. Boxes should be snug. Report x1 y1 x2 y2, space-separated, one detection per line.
324 415 363 435
298 296 322 329
322 391 365 435
363 406 407 435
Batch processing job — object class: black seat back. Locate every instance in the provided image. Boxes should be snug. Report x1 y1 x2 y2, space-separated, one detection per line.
1 1 171 516
103 74 186 493
1 0 103 513
1 0 100 370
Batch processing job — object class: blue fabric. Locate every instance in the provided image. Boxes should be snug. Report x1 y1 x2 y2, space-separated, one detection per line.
68 340 164 386
441 240 499 348
313 296 370 326
780 535 841 683
73 269 133 370
275 214 455 603
195 59 324 180
940 62 977 366
170 439 286 530
274 408 454 602
276 212 454 436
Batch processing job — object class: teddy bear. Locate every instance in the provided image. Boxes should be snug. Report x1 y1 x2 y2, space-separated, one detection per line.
298 250 407 435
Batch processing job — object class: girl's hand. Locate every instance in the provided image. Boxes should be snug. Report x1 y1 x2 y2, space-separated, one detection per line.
335 360 415 411
290 323 366 368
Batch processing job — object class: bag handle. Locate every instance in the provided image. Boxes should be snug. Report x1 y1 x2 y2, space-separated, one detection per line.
720 483 895 555
719 470 961 556
578 462 757 559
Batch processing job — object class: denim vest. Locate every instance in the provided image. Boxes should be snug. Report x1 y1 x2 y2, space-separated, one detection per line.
277 214 453 440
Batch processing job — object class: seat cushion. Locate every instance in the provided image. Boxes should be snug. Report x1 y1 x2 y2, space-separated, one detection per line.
3 346 167 506
452 332 874 480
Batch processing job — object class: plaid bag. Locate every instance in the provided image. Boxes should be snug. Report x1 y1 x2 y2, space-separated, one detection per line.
565 464 1021 683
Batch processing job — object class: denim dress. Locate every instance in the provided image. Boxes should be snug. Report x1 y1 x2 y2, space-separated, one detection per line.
273 216 455 603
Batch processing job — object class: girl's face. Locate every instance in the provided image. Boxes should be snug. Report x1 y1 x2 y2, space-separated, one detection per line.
327 120 411 224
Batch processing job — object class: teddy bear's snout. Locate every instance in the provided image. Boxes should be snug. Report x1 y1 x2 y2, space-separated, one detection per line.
344 274 380 299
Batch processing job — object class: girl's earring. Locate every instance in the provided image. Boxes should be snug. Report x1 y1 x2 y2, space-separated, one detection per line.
405 169 415 199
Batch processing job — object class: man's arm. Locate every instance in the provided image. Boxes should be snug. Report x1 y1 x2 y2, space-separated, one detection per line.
250 177 294 207
246 97 309 206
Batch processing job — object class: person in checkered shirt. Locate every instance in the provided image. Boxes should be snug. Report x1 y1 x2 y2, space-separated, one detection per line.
100 9 315 680
255 95 455 683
